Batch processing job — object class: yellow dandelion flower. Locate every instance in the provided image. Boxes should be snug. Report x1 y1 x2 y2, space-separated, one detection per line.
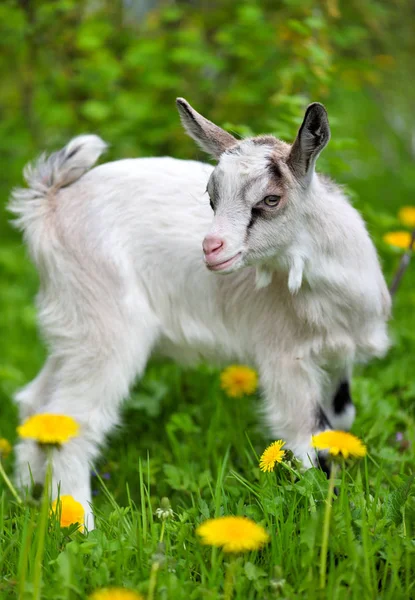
312 430 367 459
0 438 12 459
196 516 269 553
17 414 79 445
50 495 85 531
259 440 286 472
383 231 413 250
89 589 144 600
398 206 415 228
220 365 258 398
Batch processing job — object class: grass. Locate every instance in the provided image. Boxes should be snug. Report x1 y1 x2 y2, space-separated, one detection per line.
0 184 414 599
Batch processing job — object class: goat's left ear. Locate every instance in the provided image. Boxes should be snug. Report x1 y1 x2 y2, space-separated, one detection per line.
176 98 237 159
288 103 330 183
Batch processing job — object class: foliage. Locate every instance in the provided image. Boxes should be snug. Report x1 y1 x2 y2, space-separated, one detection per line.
0 0 414 598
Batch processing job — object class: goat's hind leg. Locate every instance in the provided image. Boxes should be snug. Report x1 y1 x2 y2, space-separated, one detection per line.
14 357 58 420
15 284 159 529
41 304 159 530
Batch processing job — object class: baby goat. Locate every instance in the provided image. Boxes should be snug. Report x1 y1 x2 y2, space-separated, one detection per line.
9 99 390 527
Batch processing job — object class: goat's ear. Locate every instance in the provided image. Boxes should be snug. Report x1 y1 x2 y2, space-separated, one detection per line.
288 103 330 182
176 98 237 159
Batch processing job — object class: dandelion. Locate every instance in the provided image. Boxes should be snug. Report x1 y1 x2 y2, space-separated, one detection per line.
0 438 12 459
155 497 174 521
398 206 415 227
197 516 269 553
17 414 79 445
50 495 85 531
312 430 367 459
383 231 413 250
220 365 258 398
312 430 366 590
259 440 286 472
89 589 144 600
197 515 269 600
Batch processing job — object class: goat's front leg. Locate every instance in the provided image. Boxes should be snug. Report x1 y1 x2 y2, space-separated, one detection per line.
259 355 329 470
323 370 356 432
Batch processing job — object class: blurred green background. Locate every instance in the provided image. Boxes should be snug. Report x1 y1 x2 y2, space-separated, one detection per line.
0 0 414 435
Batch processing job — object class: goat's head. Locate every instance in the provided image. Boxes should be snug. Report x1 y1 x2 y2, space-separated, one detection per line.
176 98 330 278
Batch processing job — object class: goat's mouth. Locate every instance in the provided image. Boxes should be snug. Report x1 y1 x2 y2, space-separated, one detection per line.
206 252 243 272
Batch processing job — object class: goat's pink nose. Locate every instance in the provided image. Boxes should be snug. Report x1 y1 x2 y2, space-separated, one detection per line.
203 235 224 256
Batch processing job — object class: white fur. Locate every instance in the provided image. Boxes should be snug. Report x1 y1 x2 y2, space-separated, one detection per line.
9 134 390 527
331 403 356 431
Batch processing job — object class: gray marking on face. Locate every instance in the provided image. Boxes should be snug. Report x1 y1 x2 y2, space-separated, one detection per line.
207 173 219 208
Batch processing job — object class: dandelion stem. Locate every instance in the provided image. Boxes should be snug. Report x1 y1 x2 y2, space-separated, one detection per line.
309 492 317 514
18 513 35 599
147 561 160 600
147 516 167 600
389 228 415 296
0 459 23 504
280 460 301 480
160 519 166 544
224 557 236 600
319 461 337 590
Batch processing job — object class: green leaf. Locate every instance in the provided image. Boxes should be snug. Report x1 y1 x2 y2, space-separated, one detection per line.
385 474 415 525
126 380 169 417
244 561 267 581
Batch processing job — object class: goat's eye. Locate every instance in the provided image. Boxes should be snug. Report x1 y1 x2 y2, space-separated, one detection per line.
263 195 281 207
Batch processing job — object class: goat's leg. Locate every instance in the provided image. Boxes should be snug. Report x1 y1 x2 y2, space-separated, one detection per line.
14 357 59 495
327 380 356 431
49 327 157 529
14 356 58 420
320 363 356 431
259 356 330 470
15 307 159 529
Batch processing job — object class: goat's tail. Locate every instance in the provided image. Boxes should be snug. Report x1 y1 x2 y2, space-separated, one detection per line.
8 135 107 253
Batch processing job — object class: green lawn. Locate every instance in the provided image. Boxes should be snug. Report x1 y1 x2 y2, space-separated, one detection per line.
0 184 414 600
1 0 414 596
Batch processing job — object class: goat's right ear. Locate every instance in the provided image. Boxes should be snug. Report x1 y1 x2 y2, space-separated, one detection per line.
176 98 237 159
288 103 330 184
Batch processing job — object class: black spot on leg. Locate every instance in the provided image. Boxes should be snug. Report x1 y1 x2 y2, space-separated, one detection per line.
333 381 353 415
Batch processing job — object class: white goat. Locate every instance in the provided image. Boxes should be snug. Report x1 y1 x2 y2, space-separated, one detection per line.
9 99 390 528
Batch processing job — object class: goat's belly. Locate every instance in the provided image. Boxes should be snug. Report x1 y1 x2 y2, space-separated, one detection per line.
152 338 224 366
153 315 250 367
